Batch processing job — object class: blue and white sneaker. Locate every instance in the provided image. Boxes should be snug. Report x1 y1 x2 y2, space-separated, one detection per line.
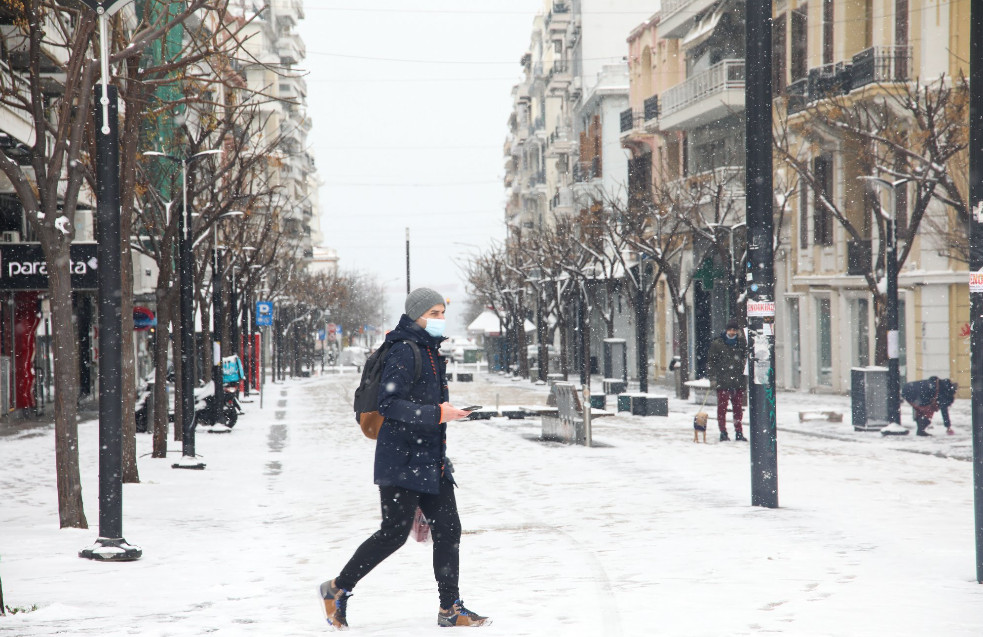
437 599 490 627
318 579 352 631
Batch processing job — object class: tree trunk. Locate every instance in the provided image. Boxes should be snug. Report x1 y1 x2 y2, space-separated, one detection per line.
152 286 174 458
171 316 183 442
675 309 691 400
46 239 87 529
120 242 139 483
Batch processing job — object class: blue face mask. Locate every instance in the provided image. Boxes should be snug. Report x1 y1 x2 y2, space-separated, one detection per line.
424 318 446 338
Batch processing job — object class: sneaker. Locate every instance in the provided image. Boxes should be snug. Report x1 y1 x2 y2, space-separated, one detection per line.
438 599 490 627
318 579 352 631
734 431 747 441
720 431 730 442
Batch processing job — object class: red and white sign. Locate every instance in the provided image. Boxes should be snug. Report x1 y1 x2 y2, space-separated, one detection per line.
747 301 776 317
970 272 983 293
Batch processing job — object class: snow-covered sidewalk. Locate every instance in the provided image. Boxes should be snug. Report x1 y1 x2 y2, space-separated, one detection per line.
2 372 983 636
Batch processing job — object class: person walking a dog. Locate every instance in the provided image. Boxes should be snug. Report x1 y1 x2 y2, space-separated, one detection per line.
318 288 490 630
707 317 748 442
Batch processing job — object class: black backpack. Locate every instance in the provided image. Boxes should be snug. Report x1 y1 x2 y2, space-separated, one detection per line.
353 340 421 439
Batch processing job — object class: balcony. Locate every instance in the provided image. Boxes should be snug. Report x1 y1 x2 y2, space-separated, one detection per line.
546 125 575 157
643 94 659 130
546 3 572 34
619 108 638 133
659 59 745 131
274 0 301 27
658 0 719 40
574 157 602 183
278 33 305 65
850 45 912 90
786 46 912 114
547 60 572 93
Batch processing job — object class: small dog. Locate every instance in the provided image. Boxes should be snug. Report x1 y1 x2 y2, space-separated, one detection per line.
693 411 708 443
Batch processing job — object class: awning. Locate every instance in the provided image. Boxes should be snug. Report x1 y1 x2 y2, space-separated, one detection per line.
681 8 723 49
467 309 535 336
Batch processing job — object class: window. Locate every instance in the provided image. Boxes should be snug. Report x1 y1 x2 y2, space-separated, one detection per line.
813 155 834 246
822 0 834 65
791 4 808 80
817 297 832 386
895 0 908 46
773 14 787 94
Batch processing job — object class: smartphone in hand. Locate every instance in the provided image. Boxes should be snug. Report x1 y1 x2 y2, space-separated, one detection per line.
460 405 482 411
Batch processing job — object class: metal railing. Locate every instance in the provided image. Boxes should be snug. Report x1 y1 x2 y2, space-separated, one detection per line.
660 0 694 20
660 59 745 119
850 45 912 89
643 94 659 121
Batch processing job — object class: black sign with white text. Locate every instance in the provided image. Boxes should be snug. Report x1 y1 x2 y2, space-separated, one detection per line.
0 243 99 290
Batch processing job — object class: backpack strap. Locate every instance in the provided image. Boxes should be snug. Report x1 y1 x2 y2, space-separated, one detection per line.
403 340 422 382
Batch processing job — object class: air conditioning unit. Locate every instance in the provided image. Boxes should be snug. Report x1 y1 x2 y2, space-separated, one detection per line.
0 231 20 243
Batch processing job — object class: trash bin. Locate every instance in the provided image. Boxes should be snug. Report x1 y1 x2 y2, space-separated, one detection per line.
603 339 627 381
851 366 890 431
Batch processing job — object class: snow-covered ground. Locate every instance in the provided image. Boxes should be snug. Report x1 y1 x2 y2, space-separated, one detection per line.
2 372 983 636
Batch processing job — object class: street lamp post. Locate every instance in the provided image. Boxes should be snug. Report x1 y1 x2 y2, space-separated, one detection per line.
144 149 221 467
860 176 909 429
79 0 141 562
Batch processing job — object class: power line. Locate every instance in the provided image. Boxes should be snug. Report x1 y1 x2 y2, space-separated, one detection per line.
305 50 627 65
304 7 654 16
322 180 501 187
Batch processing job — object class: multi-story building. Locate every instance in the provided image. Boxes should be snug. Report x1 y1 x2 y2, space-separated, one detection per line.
619 0 748 381
774 0 971 396
232 0 318 263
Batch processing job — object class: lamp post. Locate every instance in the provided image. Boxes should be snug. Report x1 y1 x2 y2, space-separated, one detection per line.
144 149 221 467
79 0 142 562
860 176 909 429
211 210 244 426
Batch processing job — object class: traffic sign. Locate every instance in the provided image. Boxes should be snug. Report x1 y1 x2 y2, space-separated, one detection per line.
255 301 274 326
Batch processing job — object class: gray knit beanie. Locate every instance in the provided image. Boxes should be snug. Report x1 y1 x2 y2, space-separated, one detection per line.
405 287 445 321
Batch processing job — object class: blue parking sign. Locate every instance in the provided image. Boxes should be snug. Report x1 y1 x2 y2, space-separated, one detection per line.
256 301 274 326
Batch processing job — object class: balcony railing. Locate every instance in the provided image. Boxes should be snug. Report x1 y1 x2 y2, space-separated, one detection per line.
850 45 912 89
787 46 912 114
643 94 659 122
620 108 635 133
660 59 745 120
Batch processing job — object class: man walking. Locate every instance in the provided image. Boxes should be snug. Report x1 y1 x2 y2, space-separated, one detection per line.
319 288 490 630
707 317 748 442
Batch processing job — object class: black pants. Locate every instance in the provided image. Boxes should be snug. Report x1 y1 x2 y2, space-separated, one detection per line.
336 477 462 609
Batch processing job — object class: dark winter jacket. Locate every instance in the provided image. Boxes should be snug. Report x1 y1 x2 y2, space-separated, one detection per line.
902 376 957 428
374 314 452 494
706 331 748 391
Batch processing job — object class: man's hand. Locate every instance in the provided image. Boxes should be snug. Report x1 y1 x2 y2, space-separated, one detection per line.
439 402 472 423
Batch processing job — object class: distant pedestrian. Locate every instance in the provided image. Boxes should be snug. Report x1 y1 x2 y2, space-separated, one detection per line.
707 317 748 442
318 287 490 630
902 376 957 436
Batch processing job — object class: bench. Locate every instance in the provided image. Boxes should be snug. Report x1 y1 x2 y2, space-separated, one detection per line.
684 378 717 406
617 393 669 416
542 382 613 445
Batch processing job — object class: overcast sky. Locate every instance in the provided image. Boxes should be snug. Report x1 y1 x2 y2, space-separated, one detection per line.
295 1 543 334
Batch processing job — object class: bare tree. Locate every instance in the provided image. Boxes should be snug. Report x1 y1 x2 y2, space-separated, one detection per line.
774 73 969 363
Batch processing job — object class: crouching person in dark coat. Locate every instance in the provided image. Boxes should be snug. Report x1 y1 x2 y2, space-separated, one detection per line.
318 288 490 630
901 376 957 436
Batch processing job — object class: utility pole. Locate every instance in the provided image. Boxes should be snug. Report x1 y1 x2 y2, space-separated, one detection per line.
745 0 778 508
968 0 983 584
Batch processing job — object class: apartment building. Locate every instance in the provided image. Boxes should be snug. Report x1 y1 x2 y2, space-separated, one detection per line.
775 0 970 396
619 0 748 381
233 0 318 263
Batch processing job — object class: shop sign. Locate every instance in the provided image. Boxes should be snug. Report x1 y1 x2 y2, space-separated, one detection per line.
0 243 98 290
